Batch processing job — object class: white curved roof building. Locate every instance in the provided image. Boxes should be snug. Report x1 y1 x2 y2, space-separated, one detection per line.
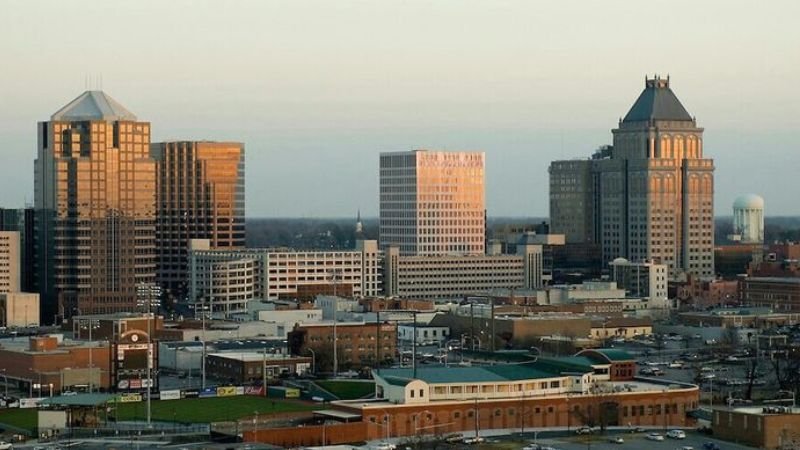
733 194 764 244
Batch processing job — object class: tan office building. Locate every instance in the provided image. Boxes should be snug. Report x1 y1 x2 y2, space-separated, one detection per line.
34 91 157 317
379 150 485 256
150 141 245 300
0 231 20 293
0 292 39 327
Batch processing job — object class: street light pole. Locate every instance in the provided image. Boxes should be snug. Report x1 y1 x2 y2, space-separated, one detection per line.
201 298 207 389
306 348 316 375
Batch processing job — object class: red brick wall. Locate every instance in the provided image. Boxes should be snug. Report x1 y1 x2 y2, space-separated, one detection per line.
345 389 699 438
244 421 368 447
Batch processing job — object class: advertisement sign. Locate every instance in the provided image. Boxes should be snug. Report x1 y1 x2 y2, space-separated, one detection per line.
183 389 199 399
198 387 217 398
160 390 181 401
119 393 142 403
245 386 264 396
216 386 236 397
235 386 245 396
19 398 42 409
129 379 142 390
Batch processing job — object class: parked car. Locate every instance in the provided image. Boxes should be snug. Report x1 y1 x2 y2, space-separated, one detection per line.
646 433 665 441
463 436 485 445
445 433 464 443
0 442 12 450
371 443 396 450
667 429 687 439
702 443 720 450
608 436 625 444
575 426 594 435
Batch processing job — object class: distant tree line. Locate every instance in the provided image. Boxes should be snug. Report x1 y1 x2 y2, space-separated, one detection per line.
246 217 377 249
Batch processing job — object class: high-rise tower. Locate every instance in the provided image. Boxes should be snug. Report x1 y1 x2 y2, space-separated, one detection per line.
34 91 157 319
379 150 485 256
550 76 715 279
150 141 246 301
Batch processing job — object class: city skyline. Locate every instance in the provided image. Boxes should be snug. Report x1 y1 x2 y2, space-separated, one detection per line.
1 1 799 218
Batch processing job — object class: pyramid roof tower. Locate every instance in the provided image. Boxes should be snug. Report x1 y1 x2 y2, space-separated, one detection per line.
622 76 692 123
51 91 137 122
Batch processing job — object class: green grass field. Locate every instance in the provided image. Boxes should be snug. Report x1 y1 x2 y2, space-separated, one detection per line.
114 396 317 423
315 380 375 400
0 407 37 432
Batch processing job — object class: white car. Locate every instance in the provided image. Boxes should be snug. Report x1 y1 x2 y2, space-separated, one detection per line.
0 442 12 450
667 429 687 439
647 433 665 441
463 436 485 444
371 443 396 450
608 436 625 444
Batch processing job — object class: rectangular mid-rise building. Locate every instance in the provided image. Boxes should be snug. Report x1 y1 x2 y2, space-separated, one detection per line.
379 150 485 256
187 239 381 316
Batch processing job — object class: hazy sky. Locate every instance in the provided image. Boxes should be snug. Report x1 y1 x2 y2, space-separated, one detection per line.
1 1 799 218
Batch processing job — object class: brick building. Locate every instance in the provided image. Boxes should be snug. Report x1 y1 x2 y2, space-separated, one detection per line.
575 348 637 381
713 406 800 449
287 322 397 372
67 313 163 341
675 275 738 308
205 353 312 384
739 277 800 312
0 335 110 393
241 349 698 448
358 297 435 313
430 313 592 350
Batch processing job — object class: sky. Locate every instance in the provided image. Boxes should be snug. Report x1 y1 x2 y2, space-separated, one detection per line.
1 0 799 218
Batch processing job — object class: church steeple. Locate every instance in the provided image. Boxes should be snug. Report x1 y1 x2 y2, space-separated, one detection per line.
355 209 363 236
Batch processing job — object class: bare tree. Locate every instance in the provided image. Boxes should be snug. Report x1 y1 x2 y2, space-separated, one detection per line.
720 327 740 354
770 345 800 400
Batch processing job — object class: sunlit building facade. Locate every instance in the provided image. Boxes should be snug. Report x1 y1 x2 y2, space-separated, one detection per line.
549 76 715 279
379 150 485 256
34 91 157 318
151 141 245 301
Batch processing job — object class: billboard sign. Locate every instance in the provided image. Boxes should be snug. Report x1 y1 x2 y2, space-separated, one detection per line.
199 387 217 398
160 390 181 401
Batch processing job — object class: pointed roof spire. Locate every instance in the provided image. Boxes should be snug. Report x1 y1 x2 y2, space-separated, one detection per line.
622 75 692 123
51 91 137 122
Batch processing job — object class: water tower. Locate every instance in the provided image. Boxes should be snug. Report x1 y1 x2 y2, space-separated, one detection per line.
732 194 764 244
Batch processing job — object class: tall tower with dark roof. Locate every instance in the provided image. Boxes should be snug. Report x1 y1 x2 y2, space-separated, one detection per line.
600 75 714 278
549 76 715 279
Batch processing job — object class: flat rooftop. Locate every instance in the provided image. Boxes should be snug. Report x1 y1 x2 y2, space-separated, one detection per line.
207 352 307 362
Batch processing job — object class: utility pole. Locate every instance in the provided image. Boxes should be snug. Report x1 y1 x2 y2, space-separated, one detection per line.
470 301 475 351
137 283 160 427
490 297 496 352
330 269 341 378
262 347 267 392
412 311 418 379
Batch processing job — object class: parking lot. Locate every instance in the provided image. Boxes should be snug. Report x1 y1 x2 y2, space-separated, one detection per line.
504 431 757 450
